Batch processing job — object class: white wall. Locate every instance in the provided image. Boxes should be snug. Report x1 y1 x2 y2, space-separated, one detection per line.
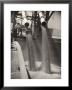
48 11 61 39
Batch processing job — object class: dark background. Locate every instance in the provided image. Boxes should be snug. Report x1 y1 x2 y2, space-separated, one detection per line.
0 0 70 89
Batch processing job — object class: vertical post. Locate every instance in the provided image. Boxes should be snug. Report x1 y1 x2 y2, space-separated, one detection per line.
32 11 37 39
31 20 35 37
46 11 49 22
11 11 16 29
11 11 16 42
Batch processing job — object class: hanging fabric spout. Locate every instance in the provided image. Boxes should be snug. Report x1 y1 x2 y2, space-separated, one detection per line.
38 11 46 27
